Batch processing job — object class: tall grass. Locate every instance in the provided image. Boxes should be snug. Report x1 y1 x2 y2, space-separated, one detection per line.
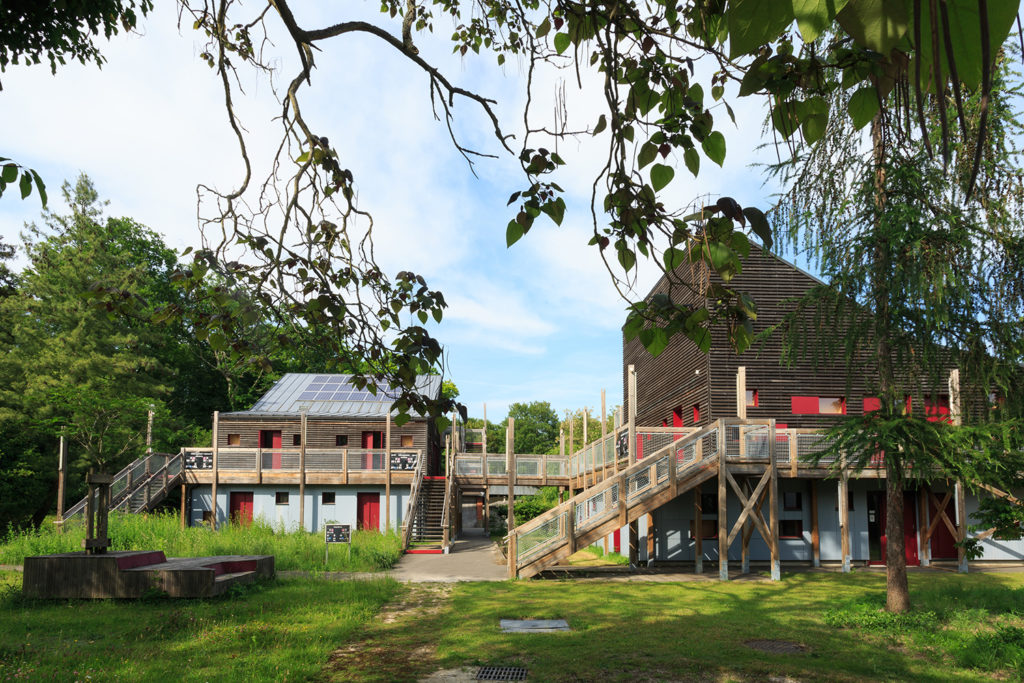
1 513 403 571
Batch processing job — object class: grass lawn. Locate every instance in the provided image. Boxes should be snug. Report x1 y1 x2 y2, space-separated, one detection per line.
327 571 1024 682
0 571 399 681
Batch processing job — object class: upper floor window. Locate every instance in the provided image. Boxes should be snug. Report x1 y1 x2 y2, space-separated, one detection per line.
746 389 758 407
791 396 846 415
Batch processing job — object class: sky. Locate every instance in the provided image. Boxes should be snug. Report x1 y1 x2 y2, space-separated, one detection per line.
0 2 784 423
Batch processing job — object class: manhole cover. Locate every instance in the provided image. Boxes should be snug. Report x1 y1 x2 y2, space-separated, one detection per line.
476 665 528 680
499 619 570 633
743 639 808 654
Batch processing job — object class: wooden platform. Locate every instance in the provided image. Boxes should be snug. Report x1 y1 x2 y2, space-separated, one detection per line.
22 551 274 599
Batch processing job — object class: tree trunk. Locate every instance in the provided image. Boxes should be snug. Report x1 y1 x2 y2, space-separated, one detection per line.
885 460 910 612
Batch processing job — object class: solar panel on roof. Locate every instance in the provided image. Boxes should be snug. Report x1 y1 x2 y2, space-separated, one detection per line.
315 375 333 382
299 392 318 400
315 392 334 400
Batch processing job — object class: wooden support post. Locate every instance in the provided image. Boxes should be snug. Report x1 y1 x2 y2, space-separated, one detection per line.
559 428 565 456
56 436 67 533
181 482 187 529
956 481 968 573
736 366 747 420
919 485 931 567
810 479 820 567
342 448 349 484
543 451 549 486
601 389 607 481
718 438 729 580
768 419 780 581
789 429 799 477
299 412 307 532
694 487 703 575
385 408 391 533
629 519 639 567
567 504 576 554
583 408 589 489
839 453 850 572
483 403 488 455
484 486 490 531
646 512 655 563
507 532 518 579
628 365 637 464
741 478 753 574
211 411 219 531
507 418 515 533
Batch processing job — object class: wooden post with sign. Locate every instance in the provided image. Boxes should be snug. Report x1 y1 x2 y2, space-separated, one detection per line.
325 523 352 566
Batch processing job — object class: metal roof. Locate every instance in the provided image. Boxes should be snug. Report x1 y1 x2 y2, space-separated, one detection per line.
222 373 442 419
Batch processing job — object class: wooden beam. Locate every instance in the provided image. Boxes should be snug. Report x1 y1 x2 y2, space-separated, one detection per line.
810 479 820 567
839 467 850 573
507 418 516 533
483 403 488 455
736 366 747 420
384 409 391 533
646 512 655 562
629 519 639 566
718 440 728 580
300 412 307 532
180 482 187 529
726 468 771 546
211 411 219 531
768 422 780 581
740 478 753 574
957 481 968 573
584 408 590 490
628 365 637 465
918 486 931 567
56 436 66 529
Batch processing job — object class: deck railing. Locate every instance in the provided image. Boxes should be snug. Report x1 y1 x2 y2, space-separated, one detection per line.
63 451 184 521
452 453 568 479
400 449 427 549
180 447 422 474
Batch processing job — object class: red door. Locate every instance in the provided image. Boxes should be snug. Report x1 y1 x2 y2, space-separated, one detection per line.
260 430 282 469
929 494 959 559
876 492 920 566
362 431 382 468
613 528 621 553
229 492 254 525
357 492 380 531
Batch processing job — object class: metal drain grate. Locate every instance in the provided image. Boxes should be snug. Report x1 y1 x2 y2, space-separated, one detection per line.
476 665 528 681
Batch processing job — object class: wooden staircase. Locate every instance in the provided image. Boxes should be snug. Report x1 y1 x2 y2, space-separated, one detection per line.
407 476 447 552
63 452 184 522
508 423 725 578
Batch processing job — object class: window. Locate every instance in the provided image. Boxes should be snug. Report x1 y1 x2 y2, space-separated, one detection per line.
690 519 718 539
672 406 684 428
227 434 241 446
783 492 802 511
322 492 336 505
779 519 804 538
692 403 701 424
863 397 881 413
791 396 846 415
401 435 414 448
746 389 758 407
700 493 716 512
276 491 289 505
335 435 348 446
292 434 302 446
925 394 951 423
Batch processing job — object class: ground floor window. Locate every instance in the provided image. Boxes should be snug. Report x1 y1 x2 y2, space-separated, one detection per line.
276 491 289 505
322 492 336 505
779 519 803 538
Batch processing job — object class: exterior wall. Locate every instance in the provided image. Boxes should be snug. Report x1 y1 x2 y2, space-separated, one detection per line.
216 417 430 452
190 485 410 533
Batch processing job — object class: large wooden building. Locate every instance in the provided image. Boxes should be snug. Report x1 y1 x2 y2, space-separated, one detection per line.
184 373 442 532
618 245 1022 568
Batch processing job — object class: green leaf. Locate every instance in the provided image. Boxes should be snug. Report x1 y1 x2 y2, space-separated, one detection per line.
617 246 636 271
792 0 850 43
536 16 551 39
645 327 670 357
742 207 773 248
684 147 700 177
1 164 17 184
541 197 566 226
554 32 571 55
19 171 31 199
727 0 795 58
593 114 607 135
506 219 525 247
847 86 880 129
701 131 726 166
687 325 712 354
650 164 675 191
835 0 908 55
663 246 687 271
296 151 310 163
394 412 411 427
638 141 658 169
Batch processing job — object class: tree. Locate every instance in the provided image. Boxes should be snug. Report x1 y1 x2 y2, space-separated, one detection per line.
773 45 1024 612
3 3 1019 427
508 401 561 454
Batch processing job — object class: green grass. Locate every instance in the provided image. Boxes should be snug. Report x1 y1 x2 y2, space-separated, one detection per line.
326 571 1024 682
1 513 403 572
0 571 399 681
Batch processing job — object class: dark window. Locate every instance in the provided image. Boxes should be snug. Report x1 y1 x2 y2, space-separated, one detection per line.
276 491 289 505
690 519 718 539
322 492 336 505
783 492 802 511
227 434 241 446
780 519 803 538
292 434 301 446
335 435 348 446
700 493 716 512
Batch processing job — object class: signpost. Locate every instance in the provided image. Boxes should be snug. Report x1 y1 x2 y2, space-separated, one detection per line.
185 451 213 470
325 523 351 566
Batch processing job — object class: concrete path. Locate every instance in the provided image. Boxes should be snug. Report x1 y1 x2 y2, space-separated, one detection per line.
390 530 507 582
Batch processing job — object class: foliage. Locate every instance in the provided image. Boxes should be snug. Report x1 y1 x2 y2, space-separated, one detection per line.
1 512 405 572
513 486 561 525
969 497 1024 543
0 573 398 681
508 401 560 454
562 408 608 454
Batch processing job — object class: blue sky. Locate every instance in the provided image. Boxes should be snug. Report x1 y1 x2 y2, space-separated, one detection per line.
0 2 784 423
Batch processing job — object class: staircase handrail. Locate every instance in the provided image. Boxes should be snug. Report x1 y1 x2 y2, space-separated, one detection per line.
440 443 454 550
63 451 181 520
400 450 426 548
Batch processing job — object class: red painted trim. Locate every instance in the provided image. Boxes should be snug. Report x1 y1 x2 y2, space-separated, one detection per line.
116 551 167 570
405 548 444 554
423 475 446 480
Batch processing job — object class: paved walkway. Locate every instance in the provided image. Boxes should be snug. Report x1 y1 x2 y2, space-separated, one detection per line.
390 530 507 582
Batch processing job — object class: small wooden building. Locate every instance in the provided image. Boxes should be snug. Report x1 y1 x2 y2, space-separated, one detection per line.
184 373 442 532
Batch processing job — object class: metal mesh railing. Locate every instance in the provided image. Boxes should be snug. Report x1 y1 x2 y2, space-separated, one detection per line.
574 483 618 532
455 454 484 476
798 433 837 466
516 509 568 563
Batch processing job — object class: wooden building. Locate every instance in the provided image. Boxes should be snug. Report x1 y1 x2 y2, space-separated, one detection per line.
617 245 1022 568
184 373 442 532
